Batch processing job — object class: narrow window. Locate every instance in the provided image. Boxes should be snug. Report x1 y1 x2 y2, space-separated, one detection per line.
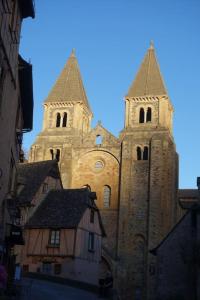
103 185 111 208
55 149 60 162
90 210 95 223
56 113 61 127
146 107 152 122
42 183 48 193
50 149 54 160
96 135 102 145
49 230 60 246
137 147 142 160
139 108 145 123
62 112 67 127
88 232 95 251
143 146 149 160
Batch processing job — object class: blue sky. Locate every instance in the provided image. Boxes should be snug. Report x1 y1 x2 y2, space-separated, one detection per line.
20 0 200 188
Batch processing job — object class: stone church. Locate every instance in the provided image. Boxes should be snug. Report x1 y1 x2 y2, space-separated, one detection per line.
29 44 178 299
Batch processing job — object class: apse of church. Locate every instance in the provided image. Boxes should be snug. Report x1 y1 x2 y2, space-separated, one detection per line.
29 44 178 300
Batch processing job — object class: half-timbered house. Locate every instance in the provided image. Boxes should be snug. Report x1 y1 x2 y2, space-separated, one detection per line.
21 188 106 285
17 160 62 225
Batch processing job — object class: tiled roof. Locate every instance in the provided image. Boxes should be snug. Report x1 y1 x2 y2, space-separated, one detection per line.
127 43 167 97
44 50 91 112
25 189 104 231
17 160 60 206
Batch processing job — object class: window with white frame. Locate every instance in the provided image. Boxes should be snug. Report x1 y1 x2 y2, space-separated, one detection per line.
49 230 60 246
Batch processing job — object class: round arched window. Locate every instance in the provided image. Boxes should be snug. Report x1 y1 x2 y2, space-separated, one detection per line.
94 160 104 170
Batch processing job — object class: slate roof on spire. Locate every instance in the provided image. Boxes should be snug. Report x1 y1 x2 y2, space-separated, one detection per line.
127 43 167 97
45 50 91 111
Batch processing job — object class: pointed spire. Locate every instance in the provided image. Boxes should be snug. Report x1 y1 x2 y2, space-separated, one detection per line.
71 48 76 57
127 44 167 97
149 40 154 50
45 50 91 112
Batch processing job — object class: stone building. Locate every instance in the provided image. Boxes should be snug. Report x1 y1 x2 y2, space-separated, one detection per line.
151 200 200 300
29 44 178 299
0 1 34 259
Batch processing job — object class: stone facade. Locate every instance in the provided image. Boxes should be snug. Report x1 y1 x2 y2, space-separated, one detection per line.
29 45 178 299
0 0 34 255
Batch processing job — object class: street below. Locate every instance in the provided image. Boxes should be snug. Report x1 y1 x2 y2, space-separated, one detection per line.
20 278 100 300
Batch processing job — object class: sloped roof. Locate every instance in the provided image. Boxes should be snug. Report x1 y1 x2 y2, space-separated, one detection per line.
25 189 105 236
127 43 167 97
17 160 61 206
45 50 91 112
151 203 200 255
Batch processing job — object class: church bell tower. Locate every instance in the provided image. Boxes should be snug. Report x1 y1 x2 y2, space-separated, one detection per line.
117 43 178 300
29 50 93 187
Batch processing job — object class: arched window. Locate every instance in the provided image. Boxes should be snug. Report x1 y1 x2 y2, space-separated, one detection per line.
50 149 54 160
56 113 61 127
55 149 60 162
146 107 152 122
95 160 104 170
143 146 148 160
103 185 111 208
82 184 91 191
96 135 102 145
137 147 142 160
62 112 67 127
139 108 145 123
